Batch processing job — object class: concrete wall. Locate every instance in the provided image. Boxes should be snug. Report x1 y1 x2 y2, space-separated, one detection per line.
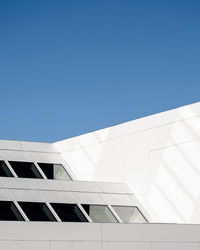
0 139 76 180
0 139 150 220
0 177 143 209
55 102 200 223
0 222 199 250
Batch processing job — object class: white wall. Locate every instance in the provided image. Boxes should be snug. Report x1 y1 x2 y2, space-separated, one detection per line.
0 139 76 180
55 102 200 223
0 177 142 209
0 139 149 219
0 222 200 250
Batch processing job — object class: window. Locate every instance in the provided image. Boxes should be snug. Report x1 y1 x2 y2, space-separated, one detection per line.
18 202 56 221
112 206 147 223
0 161 13 177
0 201 24 221
38 163 71 180
82 205 118 223
9 161 43 179
50 203 88 222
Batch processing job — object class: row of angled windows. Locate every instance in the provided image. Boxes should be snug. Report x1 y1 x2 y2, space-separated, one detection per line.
0 201 147 223
0 161 72 180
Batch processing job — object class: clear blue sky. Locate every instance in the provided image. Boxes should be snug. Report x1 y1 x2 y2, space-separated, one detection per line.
0 0 200 142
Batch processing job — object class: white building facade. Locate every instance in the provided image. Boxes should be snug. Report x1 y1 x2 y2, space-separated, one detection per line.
0 102 200 249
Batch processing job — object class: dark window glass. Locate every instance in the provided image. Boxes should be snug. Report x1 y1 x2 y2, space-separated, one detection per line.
18 202 56 221
112 206 147 223
38 163 71 180
0 161 13 177
50 203 88 222
0 201 24 221
9 161 43 179
82 204 118 223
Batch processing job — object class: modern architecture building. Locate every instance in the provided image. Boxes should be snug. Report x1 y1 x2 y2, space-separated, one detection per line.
0 102 200 249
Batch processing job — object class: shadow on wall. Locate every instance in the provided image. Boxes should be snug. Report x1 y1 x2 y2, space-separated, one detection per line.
147 106 200 223
56 104 200 224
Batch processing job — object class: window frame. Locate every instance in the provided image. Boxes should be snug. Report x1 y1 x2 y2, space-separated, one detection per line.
0 160 73 181
18 201 58 222
0 200 25 221
50 202 89 222
37 162 73 181
0 160 14 177
81 204 119 223
8 161 44 179
2 160 18 177
111 205 148 223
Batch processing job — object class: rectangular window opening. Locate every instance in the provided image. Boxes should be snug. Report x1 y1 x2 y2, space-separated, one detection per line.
50 203 88 222
82 204 118 223
112 206 148 223
9 161 43 179
38 163 71 180
0 161 13 177
0 201 24 221
18 202 57 221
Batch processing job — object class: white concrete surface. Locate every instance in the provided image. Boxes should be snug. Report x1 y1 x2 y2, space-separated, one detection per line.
0 177 145 209
55 102 200 223
0 222 199 250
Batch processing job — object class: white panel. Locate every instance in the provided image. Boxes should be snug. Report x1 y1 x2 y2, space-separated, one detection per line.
75 192 105 204
102 224 200 242
0 223 200 246
50 241 101 250
0 177 134 206
0 178 130 195
152 242 200 250
0 241 49 250
0 140 56 153
0 151 62 164
103 242 151 250
0 222 101 241
0 189 10 200
5 188 127 205
100 194 133 206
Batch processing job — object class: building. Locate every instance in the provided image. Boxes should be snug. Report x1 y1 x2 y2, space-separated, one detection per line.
0 102 200 250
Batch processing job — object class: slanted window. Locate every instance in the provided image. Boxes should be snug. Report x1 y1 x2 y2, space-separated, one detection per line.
82 204 118 223
38 163 71 180
9 161 43 179
0 161 13 177
112 206 147 223
50 203 88 222
0 201 24 221
18 202 56 221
